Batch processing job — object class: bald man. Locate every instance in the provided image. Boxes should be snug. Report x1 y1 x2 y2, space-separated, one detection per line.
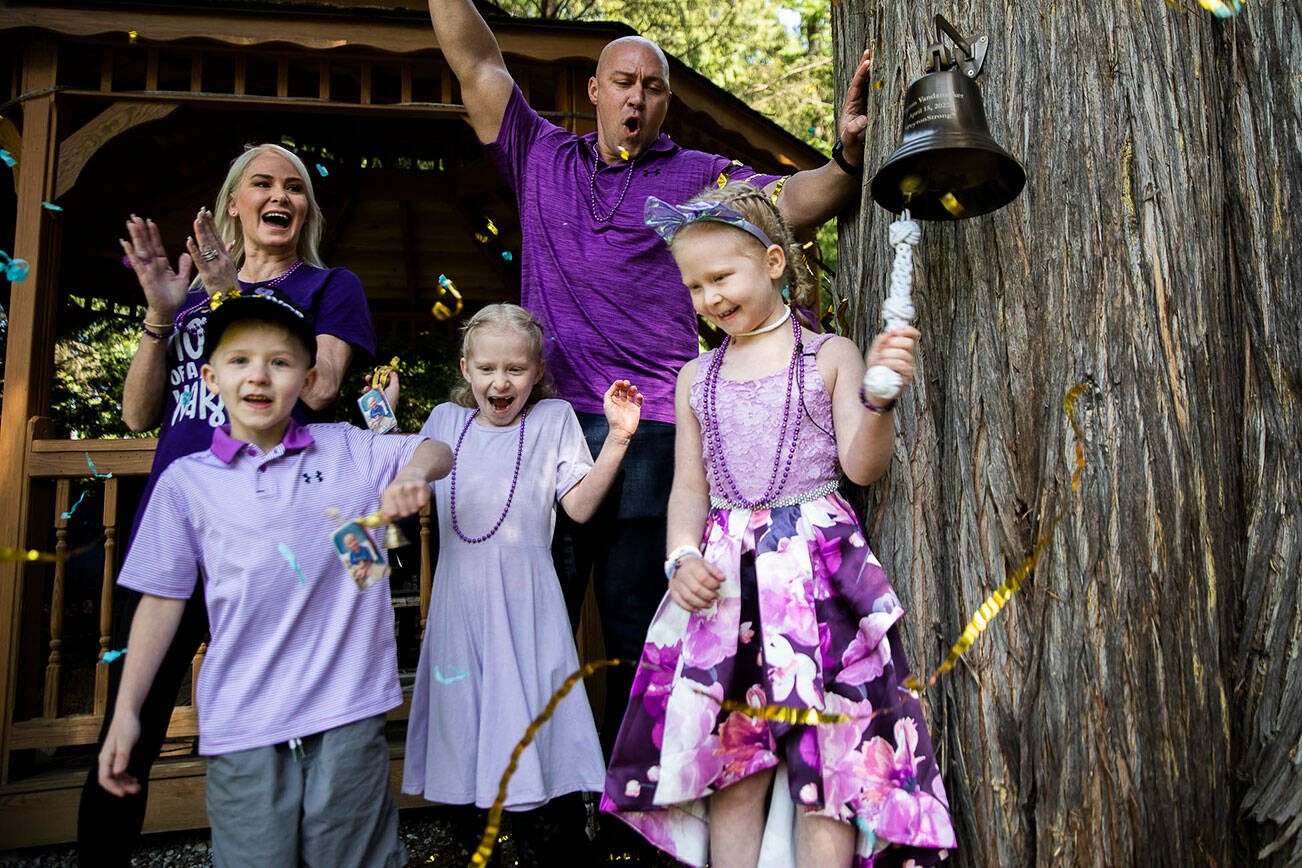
426 0 874 830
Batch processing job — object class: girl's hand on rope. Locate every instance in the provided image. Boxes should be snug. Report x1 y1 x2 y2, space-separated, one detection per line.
669 555 724 612
120 215 191 322
864 326 920 392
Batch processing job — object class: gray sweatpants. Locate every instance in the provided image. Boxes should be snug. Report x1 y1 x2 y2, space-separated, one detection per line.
205 714 405 868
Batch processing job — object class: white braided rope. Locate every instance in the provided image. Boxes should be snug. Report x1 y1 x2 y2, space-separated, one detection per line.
862 211 921 403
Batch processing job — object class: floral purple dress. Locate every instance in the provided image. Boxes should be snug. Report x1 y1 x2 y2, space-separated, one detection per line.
601 333 956 866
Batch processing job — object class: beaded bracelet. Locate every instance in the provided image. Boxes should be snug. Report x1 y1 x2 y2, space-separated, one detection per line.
141 324 172 341
664 544 703 581
858 385 896 414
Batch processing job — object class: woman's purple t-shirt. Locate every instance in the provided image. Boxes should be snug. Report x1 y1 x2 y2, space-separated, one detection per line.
485 85 779 424
130 264 376 538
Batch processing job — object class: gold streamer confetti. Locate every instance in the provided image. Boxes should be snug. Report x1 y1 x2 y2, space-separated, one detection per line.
904 383 1089 693
470 659 625 866
368 356 401 392
1 540 102 564
432 274 463 321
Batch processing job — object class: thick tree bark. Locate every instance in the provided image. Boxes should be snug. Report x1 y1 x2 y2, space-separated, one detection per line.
832 2 1300 865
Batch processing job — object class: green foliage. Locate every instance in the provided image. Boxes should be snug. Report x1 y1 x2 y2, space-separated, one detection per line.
495 0 840 281
497 0 835 151
51 314 143 440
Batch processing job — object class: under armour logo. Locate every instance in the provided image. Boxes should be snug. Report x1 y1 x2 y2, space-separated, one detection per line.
302 471 324 483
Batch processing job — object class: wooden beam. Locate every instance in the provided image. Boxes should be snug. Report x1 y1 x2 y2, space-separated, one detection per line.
26 436 158 478
0 115 19 195
0 39 59 785
54 100 179 199
9 706 199 751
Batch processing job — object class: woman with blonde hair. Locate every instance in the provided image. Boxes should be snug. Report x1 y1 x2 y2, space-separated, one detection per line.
78 143 376 865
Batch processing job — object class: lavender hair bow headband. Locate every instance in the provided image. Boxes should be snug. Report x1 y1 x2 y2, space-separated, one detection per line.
643 196 774 249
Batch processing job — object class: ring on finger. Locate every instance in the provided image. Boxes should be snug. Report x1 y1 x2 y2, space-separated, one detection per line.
200 248 220 262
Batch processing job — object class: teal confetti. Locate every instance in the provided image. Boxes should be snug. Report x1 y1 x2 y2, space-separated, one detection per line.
42 201 63 212
434 665 468 684
86 452 113 479
102 648 126 663
501 251 513 262
0 149 13 167
315 163 328 177
0 250 29 283
60 490 89 520
278 543 307 585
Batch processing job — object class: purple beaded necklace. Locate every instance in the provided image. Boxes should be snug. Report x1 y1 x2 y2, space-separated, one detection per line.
702 313 805 509
173 259 305 333
449 405 528 543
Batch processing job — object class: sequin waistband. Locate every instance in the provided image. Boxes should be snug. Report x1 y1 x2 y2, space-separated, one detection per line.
710 479 840 511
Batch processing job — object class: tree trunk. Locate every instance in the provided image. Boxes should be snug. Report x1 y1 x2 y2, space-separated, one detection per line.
831 2 1301 865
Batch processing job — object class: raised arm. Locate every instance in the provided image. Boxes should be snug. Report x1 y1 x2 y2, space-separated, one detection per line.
822 328 919 486
768 49 874 233
560 381 642 523
428 0 517 143
120 216 194 432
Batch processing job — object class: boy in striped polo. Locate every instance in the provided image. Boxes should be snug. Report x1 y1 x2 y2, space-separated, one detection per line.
97 289 452 867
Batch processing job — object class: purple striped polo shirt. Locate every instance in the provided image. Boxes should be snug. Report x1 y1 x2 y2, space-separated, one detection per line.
485 84 780 424
118 419 425 755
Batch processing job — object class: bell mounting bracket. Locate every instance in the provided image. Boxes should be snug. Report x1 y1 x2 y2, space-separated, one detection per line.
924 14 988 79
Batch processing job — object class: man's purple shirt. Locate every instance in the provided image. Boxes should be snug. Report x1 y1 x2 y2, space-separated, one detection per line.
485 85 779 423
118 420 424 755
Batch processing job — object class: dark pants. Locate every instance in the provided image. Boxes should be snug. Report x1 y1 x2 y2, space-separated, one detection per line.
552 412 675 754
77 586 209 867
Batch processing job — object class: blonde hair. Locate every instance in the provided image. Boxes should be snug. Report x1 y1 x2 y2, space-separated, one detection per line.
677 180 818 313
450 303 556 408
207 144 326 279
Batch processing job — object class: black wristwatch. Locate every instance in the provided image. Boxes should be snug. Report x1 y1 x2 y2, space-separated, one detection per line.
831 141 863 177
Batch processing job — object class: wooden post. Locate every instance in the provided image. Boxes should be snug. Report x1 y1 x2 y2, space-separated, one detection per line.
0 39 59 785
418 502 431 638
93 478 119 716
42 480 71 719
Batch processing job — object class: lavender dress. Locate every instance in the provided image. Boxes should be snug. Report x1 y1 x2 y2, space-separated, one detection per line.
601 334 956 866
402 399 606 809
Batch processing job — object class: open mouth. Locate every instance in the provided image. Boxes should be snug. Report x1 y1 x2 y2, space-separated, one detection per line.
716 305 739 321
262 211 292 228
488 396 513 411
623 116 640 135
243 394 273 408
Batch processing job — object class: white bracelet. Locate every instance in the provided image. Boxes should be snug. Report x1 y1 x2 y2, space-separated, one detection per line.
664 544 702 581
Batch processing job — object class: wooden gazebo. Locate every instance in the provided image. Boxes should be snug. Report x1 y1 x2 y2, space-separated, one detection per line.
0 0 823 848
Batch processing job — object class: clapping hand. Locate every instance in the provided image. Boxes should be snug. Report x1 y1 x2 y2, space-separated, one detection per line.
120 216 192 322
185 207 239 296
603 380 643 442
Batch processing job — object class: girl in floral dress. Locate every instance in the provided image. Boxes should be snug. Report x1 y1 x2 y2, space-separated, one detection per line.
601 182 956 867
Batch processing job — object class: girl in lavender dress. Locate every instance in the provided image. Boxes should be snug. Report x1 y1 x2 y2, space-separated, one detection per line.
601 183 956 868
402 304 642 861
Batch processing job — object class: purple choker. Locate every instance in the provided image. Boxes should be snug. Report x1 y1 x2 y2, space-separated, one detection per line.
701 313 804 509
449 406 528 543
173 259 305 334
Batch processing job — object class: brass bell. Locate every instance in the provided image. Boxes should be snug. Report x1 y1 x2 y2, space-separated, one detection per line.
383 521 410 551
871 15 1025 220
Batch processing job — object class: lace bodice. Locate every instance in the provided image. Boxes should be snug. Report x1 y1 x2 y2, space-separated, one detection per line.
689 332 840 507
